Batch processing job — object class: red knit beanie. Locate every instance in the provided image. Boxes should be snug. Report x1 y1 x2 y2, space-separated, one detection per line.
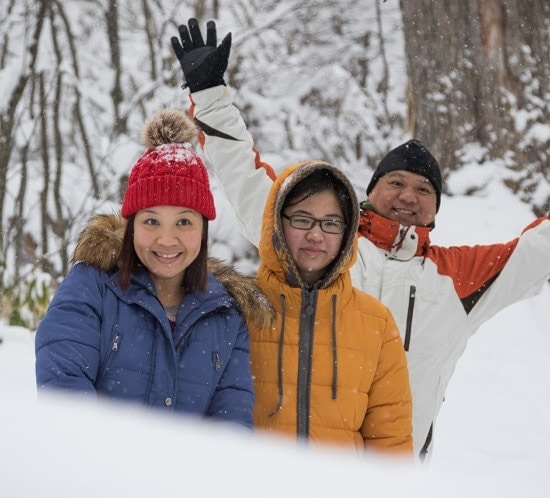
121 109 216 220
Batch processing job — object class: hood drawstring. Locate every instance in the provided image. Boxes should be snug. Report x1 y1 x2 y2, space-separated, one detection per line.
331 294 338 399
268 294 286 417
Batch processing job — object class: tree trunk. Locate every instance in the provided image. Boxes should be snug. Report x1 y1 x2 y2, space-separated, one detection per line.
401 0 550 213
0 1 49 279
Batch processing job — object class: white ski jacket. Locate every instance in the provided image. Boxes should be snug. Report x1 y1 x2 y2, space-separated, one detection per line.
189 85 550 460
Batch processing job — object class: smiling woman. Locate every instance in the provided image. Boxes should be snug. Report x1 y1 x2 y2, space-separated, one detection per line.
132 206 204 309
280 174 346 285
34 109 267 429
116 110 216 296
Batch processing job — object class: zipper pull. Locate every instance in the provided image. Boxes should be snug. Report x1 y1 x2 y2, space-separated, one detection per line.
214 353 221 371
112 334 121 352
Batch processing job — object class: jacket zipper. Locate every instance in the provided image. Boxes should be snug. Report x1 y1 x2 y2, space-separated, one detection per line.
296 288 317 440
403 285 415 351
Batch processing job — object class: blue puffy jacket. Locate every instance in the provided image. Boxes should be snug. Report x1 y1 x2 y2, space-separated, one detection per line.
35 262 255 428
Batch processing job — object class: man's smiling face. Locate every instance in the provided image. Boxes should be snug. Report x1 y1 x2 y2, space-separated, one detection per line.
367 170 437 226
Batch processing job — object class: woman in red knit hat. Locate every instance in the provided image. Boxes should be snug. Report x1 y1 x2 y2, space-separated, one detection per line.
35 109 272 428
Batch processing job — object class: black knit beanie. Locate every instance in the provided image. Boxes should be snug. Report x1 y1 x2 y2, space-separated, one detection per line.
366 139 442 212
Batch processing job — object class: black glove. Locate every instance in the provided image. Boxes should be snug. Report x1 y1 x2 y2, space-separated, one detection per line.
171 18 232 93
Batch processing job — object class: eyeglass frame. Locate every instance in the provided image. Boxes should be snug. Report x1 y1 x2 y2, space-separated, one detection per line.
281 213 346 234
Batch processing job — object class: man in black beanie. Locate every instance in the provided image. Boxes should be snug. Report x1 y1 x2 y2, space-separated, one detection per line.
171 18 550 462
366 139 442 212
361 138 443 230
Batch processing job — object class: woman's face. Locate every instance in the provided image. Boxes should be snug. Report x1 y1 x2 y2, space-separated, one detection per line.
133 205 203 286
282 189 345 285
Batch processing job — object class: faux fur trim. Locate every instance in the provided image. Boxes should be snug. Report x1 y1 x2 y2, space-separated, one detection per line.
206 257 274 330
72 213 125 271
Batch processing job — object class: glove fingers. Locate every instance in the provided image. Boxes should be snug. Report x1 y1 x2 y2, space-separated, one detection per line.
188 17 205 48
206 20 217 47
170 36 184 60
177 24 193 52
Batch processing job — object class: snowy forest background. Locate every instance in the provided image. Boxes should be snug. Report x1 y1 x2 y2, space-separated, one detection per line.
1 2 550 494
1 0 549 328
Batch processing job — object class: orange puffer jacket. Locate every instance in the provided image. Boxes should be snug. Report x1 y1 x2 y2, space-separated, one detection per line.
252 161 413 456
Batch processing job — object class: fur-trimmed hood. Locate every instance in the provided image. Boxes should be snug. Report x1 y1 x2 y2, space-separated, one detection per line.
72 213 274 329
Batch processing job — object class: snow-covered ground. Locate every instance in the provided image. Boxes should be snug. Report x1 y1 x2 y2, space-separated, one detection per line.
1 186 549 497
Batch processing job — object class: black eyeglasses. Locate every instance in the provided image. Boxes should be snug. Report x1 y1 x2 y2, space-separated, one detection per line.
282 214 346 234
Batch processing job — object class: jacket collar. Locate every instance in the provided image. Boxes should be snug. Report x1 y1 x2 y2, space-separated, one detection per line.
358 208 432 260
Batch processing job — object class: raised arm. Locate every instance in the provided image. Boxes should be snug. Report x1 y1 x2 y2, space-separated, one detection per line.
172 19 276 247
463 215 550 330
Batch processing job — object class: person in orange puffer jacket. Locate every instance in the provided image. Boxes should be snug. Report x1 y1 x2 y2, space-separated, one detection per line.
237 159 413 456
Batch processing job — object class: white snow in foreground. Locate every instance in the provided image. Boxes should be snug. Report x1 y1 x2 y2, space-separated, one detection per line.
1 188 549 497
